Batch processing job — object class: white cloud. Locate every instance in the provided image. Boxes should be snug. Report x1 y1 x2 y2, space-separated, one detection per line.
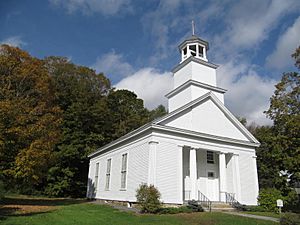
217 60 276 125
0 36 26 47
49 0 132 16
266 16 300 69
226 0 294 48
115 68 172 109
93 51 134 79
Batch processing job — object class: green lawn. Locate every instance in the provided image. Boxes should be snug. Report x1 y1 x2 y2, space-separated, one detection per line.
242 211 281 218
0 197 277 225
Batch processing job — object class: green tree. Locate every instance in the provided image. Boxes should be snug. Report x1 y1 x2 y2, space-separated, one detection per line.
107 89 149 140
264 46 300 187
253 126 287 190
44 57 111 197
148 104 167 121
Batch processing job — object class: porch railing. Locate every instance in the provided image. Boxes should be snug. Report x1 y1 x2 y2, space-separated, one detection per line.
225 192 237 204
198 191 212 212
225 192 242 209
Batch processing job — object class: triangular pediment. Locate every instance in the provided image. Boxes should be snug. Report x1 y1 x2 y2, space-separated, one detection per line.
154 92 259 144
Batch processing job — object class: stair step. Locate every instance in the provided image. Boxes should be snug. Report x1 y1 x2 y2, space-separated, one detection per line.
211 207 236 212
211 204 233 208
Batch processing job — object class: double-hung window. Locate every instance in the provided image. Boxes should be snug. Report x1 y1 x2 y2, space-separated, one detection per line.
105 159 111 190
94 163 99 191
120 153 128 189
207 151 214 164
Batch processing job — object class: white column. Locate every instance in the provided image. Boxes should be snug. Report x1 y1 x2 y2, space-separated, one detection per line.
219 152 227 202
203 47 207 60
178 145 183 203
190 148 197 200
196 44 199 58
233 153 241 202
252 155 259 205
148 141 158 186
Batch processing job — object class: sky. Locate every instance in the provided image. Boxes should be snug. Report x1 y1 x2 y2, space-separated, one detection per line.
1 0 300 125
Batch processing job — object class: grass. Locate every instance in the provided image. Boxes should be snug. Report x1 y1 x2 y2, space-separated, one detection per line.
0 196 277 225
242 211 281 218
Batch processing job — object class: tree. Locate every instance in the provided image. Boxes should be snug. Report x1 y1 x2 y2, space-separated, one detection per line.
44 57 111 197
253 126 287 190
148 105 167 121
107 89 149 141
264 46 300 188
0 45 62 192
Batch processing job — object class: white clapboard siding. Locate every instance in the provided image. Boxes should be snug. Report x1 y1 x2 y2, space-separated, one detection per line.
239 152 258 205
156 141 181 204
88 139 149 202
226 154 234 194
161 99 249 141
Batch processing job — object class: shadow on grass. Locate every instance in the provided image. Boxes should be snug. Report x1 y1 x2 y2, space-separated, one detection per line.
0 196 91 221
1 196 88 206
0 207 52 221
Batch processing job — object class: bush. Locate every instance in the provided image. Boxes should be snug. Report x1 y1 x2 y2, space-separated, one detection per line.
284 189 299 212
136 184 161 213
258 188 300 213
187 200 204 212
258 188 283 212
159 206 194 214
244 205 268 212
0 181 5 199
280 213 300 225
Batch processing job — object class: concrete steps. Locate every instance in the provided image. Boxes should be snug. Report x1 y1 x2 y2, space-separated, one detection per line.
210 202 236 212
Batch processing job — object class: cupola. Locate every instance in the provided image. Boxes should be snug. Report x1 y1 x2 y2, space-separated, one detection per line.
179 35 209 63
179 21 209 62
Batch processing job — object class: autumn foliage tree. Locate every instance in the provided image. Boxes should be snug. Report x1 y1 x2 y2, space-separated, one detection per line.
0 45 167 197
0 45 62 192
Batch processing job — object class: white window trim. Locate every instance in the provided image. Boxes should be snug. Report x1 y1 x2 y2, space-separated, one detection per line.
95 162 99 192
207 151 215 164
120 153 128 191
105 158 112 191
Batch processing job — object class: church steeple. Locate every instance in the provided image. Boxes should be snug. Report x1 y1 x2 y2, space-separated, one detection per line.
166 22 226 112
179 21 209 63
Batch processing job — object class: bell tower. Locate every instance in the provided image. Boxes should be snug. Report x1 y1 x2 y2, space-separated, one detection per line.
180 21 209 63
166 21 226 112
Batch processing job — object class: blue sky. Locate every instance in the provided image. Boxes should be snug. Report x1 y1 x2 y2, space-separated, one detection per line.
1 0 300 125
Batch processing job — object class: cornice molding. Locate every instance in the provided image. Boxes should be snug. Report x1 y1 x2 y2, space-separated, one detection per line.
172 56 218 73
165 79 227 98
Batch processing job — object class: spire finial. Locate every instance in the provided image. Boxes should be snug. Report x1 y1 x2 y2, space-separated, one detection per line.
192 20 195 35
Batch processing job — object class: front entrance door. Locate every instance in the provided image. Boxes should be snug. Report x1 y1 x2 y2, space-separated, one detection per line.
206 170 219 201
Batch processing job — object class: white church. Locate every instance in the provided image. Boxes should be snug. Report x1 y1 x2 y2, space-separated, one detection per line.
87 32 260 206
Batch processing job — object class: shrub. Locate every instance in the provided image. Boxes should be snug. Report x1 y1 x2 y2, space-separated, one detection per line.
244 205 268 212
136 184 161 213
280 213 300 225
284 189 299 212
187 200 204 212
258 188 283 212
0 181 5 203
159 206 194 214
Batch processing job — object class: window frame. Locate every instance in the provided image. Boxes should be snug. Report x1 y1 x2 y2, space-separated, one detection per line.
94 162 99 191
105 158 112 190
207 151 215 164
120 153 128 190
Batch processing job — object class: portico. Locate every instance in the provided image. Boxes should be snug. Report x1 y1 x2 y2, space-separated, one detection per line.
182 146 241 203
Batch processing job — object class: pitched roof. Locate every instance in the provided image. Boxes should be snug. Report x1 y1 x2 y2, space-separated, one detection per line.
88 92 260 158
153 92 260 144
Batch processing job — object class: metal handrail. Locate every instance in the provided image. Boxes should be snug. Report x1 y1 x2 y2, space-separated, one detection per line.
225 192 239 205
198 191 212 212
